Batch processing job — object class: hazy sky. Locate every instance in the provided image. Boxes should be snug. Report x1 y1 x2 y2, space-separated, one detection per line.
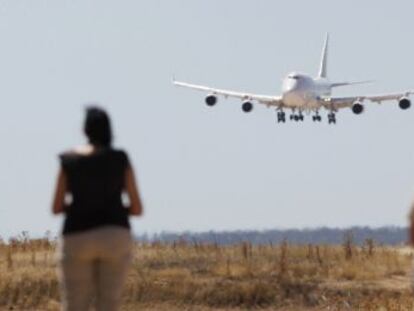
1 0 414 238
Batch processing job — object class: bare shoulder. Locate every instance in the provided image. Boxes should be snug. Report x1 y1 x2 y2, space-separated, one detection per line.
72 145 94 155
59 145 94 162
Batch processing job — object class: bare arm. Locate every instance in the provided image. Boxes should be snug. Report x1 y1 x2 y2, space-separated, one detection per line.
125 165 143 216
52 168 68 215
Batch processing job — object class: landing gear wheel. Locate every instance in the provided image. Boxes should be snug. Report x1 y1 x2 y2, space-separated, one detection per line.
327 113 336 124
276 111 286 123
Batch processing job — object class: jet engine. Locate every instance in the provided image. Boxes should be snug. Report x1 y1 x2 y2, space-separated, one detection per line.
205 94 217 106
242 101 253 112
352 102 364 114
399 97 411 110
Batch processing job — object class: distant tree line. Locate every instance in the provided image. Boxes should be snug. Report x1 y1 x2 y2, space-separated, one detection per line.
135 226 409 246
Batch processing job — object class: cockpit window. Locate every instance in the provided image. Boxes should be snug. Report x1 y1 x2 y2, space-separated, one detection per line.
289 75 300 80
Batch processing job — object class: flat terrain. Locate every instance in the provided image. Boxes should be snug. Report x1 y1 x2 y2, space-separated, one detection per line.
0 236 413 310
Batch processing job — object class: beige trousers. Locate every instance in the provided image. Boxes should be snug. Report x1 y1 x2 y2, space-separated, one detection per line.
58 226 132 311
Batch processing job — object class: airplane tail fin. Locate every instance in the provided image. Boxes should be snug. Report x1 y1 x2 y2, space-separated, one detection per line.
318 33 329 78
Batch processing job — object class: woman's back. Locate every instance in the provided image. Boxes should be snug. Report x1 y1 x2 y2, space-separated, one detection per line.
60 148 130 234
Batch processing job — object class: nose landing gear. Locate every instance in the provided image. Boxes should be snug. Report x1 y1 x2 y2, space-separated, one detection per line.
289 112 304 122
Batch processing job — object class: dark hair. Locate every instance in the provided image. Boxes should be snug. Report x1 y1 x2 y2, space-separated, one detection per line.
84 106 112 147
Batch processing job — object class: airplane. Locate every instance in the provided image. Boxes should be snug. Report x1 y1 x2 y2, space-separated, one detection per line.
173 34 413 124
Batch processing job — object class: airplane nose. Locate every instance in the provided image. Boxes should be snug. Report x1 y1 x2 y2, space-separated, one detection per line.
282 79 298 93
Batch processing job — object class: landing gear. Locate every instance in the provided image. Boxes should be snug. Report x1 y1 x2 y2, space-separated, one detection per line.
327 112 336 124
276 111 286 123
312 113 322 122
290 112 304 122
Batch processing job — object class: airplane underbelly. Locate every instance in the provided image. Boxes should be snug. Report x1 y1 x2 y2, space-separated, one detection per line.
306 99 320 109
283 92 306 107
283 91 319 109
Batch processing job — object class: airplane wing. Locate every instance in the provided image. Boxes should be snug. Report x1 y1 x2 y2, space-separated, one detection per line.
323 91 414 110
173 80 283 107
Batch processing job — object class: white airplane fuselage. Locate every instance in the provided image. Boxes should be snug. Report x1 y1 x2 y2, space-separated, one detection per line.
281 72 331 110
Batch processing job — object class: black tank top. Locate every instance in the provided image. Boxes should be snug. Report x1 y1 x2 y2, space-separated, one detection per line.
59 148 131 235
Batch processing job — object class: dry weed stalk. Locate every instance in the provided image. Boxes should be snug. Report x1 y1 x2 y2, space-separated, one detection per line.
343 231 353 260
278 239 288 277
307 244 314 260
226 256 231 277
6 246 13 269
31 248 36 267
315 245 323 266
241 241 252 261
365 238 375 257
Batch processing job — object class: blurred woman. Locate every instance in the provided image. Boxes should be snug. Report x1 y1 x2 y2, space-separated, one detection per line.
52 106 143 311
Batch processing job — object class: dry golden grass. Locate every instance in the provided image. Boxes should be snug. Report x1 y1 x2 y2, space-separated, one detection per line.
0 234 414 310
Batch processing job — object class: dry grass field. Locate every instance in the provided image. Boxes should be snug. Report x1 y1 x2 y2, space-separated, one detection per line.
0 233 414 310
